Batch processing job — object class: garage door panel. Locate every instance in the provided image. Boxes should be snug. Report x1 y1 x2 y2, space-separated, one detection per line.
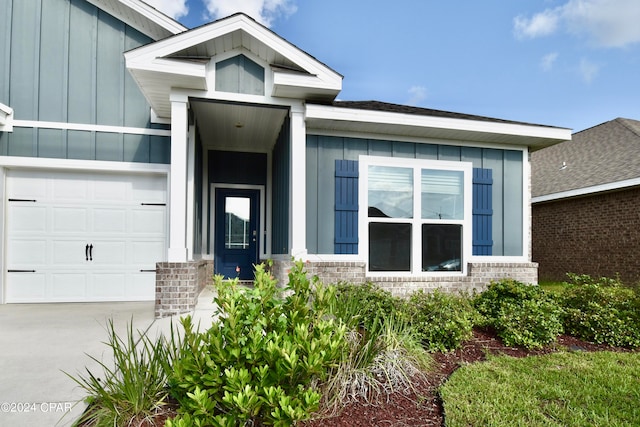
53 207 88 233
51 274 87 298
7 175 48 200
132 240 165 265
52 177 89 201
52 240 89 264
132 209 165 235
8 239 47 265
92 273 126 298
93 179 128 202
128 272 155 299
6 273 46 301
8 206 47 232
90 241 127 265
93 209 127 233
6 170 167 303
132 175 166 201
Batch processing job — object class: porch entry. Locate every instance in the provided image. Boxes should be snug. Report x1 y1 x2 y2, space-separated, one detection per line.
214 188 260 280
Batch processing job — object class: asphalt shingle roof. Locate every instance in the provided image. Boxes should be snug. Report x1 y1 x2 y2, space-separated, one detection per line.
531 118 640 198
330 100 560 128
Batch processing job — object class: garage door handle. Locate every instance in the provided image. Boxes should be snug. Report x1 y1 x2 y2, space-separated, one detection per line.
86 244 93 261
8 269 36 273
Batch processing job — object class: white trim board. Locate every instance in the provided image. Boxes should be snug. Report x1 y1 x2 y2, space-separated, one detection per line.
12 120 171 137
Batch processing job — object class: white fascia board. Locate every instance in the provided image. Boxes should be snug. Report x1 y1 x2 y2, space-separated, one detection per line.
86 0 186 40
532 177 640 203
128 58 206 79
273 71 341 93
305 104 571 141
114 0 186 34
0 103 14 131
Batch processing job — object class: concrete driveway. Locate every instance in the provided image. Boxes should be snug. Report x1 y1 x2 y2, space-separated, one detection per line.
0 302 157 426
0 288 217 426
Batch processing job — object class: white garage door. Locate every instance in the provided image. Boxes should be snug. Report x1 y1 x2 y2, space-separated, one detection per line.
5 170 167 302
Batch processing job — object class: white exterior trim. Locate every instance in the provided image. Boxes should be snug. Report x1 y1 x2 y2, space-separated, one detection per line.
85 0 186 40
12 119 171 137
289 105 307 258
532 177 640 203
0 103 13 132
306 104 570 142
0 155 170 174
305 128 538 152
168 98 189 262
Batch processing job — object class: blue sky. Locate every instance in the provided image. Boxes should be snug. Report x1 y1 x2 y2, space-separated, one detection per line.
146 0 640 133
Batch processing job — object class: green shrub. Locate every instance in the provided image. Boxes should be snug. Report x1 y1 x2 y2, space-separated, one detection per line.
166 261 346 427
67 319 177 427
332 282 406 331
474 279 564 349
407 290 476 352
562 273 640 347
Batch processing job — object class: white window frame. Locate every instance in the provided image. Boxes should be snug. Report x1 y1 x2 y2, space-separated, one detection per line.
359 155 473 277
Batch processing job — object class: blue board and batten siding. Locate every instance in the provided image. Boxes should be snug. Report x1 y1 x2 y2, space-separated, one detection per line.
0 0 169 163
307 135 523 257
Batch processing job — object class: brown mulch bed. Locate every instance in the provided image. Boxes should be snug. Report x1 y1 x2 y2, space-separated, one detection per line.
301 328 624 427
84 329 625 427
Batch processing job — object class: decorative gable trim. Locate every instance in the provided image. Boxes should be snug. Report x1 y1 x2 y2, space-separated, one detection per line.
125 13 342 117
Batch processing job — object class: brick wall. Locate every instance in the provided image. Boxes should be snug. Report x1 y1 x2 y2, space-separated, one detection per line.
532 187 640 284
270 259 537 296
155 260 213 318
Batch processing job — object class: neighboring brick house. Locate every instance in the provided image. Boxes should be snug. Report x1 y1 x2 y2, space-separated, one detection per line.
531 118 640 284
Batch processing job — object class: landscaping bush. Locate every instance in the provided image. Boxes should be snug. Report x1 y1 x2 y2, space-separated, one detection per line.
333 282 406 331
166 261 346 427
68 320 178 427
562 273 640 348
473 279 564 349
407 290 477 352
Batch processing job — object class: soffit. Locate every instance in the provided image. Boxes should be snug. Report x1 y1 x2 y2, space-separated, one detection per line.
191 100 288 152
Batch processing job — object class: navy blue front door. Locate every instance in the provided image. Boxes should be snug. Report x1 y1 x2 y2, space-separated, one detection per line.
215 188 259 280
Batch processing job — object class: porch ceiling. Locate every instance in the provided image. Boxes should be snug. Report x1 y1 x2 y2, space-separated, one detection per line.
191 99 288 152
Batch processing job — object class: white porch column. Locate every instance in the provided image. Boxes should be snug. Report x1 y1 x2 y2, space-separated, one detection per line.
289 104 307 257
168 96 189 262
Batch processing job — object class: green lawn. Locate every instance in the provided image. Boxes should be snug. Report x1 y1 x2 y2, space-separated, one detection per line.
440 351 640 427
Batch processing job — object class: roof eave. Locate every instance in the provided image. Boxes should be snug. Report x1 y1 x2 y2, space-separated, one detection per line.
86 0 187 41
533 177 640 203
305 104 571 148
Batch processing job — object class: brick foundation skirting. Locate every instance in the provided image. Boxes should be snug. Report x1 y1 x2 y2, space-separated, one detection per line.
155 259 213 318
271 259 537 297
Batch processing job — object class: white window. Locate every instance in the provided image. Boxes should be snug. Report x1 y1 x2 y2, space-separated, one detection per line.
359 156 472 275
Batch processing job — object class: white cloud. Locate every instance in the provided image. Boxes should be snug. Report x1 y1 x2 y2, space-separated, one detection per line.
202 0 297 27
579 58 600 83
143 0 189 20
541 52 559 71
514 9 559 39
563 0 640 47
514 0 640 48
406 86 428 106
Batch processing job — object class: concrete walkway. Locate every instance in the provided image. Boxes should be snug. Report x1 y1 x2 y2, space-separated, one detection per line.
0 287 218 427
